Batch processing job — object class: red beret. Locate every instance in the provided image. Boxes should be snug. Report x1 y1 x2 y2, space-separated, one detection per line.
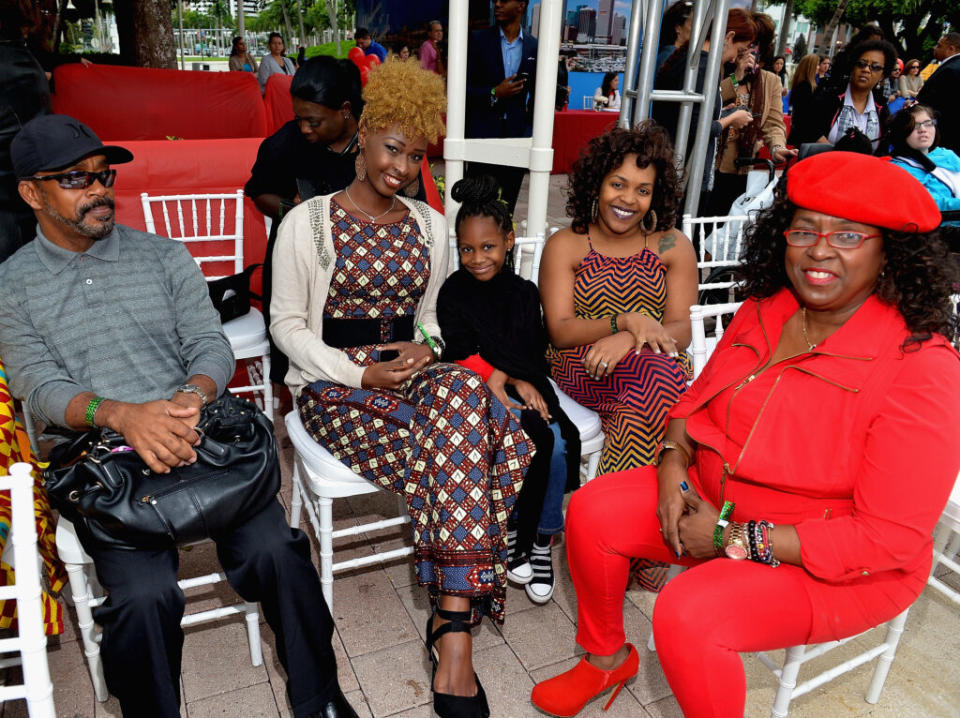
786 152 942 233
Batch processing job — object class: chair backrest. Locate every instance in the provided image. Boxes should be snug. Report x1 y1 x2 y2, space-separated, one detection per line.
447 235 546 285
0 463 55 715
683 213 749 269
582 95 593 110
141 191 245 278
689 301 743 379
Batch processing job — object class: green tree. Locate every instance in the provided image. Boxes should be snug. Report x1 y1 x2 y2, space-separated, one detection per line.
789 0 959 60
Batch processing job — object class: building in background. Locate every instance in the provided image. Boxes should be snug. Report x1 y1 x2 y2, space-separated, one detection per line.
596 0 613 44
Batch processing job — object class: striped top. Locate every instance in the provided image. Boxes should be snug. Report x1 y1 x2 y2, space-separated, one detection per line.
0 225 234 427
572 244 667 321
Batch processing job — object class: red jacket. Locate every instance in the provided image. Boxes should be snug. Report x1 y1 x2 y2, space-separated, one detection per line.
671 289 960 633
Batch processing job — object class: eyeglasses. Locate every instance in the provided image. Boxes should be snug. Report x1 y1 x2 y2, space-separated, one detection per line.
854 59 885 73
913 119 937 131
20 169 117 190
783 229 881 249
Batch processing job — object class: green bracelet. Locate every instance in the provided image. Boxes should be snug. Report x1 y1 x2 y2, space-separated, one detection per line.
85 397 105 427
713 500 735 556
609 314 619 334
729 73 739 88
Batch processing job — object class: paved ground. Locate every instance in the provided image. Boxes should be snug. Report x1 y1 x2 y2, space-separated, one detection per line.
4 174 959 717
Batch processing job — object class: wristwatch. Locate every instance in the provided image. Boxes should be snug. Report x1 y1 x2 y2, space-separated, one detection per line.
724 522 750 560
490 87 497 106
175 383 209 405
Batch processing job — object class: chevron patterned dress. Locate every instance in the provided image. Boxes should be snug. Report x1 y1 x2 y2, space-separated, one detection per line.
549 243 691 475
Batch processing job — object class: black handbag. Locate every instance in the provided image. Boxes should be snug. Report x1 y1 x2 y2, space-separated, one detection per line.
206 264 261 324
43 395 280 550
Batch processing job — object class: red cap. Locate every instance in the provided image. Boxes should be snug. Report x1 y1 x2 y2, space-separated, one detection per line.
786 152 941 233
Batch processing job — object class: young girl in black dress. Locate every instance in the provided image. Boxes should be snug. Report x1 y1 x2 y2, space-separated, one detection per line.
438 176 581 603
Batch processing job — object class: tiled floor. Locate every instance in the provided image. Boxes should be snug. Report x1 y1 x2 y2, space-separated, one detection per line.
5 173 960 717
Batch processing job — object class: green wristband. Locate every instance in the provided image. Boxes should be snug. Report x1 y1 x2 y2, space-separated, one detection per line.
609 314 619 334
85 397 105 428
713 500 735 556
729 73 739 88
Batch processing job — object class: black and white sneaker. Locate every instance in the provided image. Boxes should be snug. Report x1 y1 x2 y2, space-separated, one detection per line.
525 537 555 603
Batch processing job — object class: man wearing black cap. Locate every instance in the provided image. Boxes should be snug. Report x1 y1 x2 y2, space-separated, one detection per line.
0 114 358 718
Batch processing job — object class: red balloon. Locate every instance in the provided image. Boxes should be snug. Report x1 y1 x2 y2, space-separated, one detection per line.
347 46 365 66
366 54 380 68
359 65 370 86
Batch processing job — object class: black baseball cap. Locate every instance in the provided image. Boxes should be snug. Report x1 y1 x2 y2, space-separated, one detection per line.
12 114 134 179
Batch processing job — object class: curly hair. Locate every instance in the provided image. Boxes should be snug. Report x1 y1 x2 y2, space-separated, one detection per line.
566 121 683 234
359 59 446 144
738 183 958 346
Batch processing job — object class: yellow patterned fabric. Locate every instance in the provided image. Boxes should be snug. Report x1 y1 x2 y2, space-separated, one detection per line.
0 363 65 636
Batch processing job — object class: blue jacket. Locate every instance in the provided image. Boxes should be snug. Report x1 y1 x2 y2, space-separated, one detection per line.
465 26 538 139
364 41 387 64
891 147 960 220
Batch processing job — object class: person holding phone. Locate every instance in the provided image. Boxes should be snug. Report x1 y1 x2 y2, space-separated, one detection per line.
270 61 535 718
708 12 796 217
464 0 539 213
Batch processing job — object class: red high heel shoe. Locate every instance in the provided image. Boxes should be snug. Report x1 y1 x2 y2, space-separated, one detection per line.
530 643 639 717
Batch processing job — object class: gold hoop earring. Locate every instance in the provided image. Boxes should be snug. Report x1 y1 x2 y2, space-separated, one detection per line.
355 151 367 182
403 175 420 197
591 198 599 221
643 209 657 233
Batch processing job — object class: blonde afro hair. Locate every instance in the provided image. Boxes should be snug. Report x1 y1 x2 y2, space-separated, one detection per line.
360 59 446 144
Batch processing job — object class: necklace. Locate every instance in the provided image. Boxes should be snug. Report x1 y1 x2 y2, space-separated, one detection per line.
800 306 817 351
344 185 396 223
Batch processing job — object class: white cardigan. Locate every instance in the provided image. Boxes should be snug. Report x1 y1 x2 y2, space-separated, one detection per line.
270 193 449 394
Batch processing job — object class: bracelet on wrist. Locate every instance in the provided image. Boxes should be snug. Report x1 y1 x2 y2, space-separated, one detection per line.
656 439 691 468
729 73 739 88
85 396 105 428
609 314 619 334
713 500 735 557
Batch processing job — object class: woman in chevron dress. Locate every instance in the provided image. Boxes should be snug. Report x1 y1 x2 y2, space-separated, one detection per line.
541 123 698 478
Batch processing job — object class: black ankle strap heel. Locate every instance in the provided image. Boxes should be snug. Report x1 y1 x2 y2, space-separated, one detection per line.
425 608 490 718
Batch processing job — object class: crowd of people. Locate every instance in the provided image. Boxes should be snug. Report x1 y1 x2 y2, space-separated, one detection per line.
2 3 960 718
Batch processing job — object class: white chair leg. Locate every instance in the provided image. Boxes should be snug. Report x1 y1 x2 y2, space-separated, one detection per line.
946 531 960 561
866 609 909 704
65 562 109 702
583 451 601 484
318 495 335 614
261 353 273 418
771 644 806 718
289 465 304 529
243 601 263 667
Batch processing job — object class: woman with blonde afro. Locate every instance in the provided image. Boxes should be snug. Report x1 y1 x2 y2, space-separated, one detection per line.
270 60 532 718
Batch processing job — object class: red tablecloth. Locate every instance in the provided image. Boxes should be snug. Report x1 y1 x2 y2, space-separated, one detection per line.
552 110 618 174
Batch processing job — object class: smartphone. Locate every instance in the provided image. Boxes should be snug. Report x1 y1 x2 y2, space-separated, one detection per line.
376 349 399 363
517 71 530 87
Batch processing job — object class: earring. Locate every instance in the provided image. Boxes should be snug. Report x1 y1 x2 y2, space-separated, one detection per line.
591 198 599 220
355 151 367 182
643 209 658 233
403 175 420 197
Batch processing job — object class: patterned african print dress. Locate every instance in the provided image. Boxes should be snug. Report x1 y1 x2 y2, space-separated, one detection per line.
549 241 691 475
296 199 532 624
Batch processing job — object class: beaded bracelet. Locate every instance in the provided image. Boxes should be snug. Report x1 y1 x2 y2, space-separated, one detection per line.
713 501 735 556
747 519 759 561
85 396 104 428
609 314 619 334
753 520 780 568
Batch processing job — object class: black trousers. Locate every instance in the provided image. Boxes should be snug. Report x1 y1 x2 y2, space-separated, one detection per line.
78 500 338 718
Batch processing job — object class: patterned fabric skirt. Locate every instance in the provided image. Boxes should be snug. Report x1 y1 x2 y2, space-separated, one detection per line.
297 363 532 625
550 345 690 475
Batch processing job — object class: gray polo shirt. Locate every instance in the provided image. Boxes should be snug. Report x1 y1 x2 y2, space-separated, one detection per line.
0 224 235 428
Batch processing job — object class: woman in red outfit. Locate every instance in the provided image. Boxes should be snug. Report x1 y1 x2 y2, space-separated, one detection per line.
531 152 960 718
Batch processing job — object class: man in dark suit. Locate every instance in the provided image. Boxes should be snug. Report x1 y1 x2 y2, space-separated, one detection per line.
465 0 538 213
918 32 960 154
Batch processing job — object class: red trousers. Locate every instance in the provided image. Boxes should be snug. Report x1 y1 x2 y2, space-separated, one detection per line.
565 469 914 718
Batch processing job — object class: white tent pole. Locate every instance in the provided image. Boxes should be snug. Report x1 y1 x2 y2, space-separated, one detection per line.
443 1 469 232
526 0 561 240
